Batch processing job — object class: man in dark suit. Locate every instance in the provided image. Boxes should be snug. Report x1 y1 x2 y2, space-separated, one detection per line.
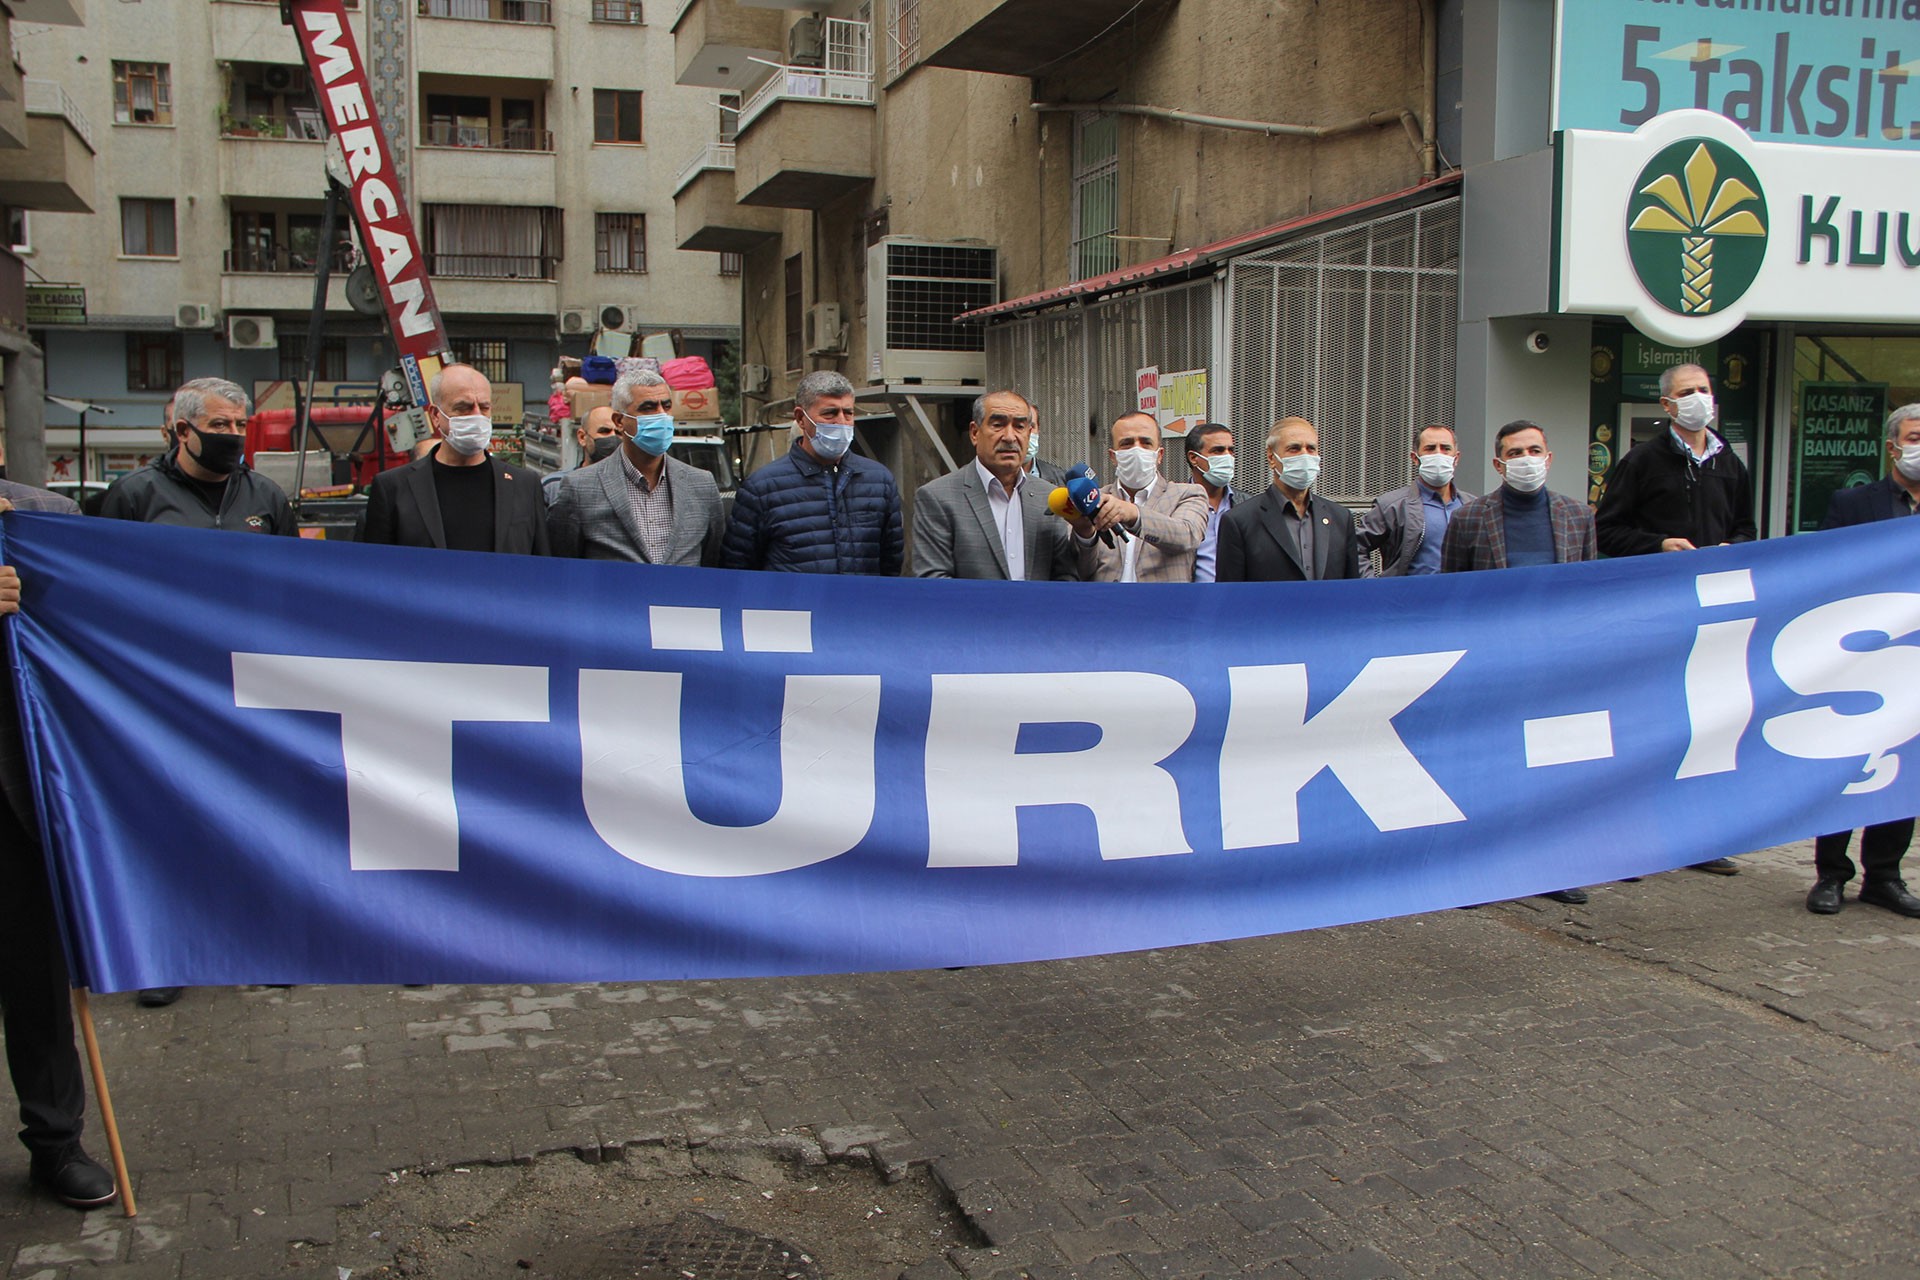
359 363 549 555
1440 419 1597 907
912 389 1078 580
548 371 725 567
0 483 118 1209
1807 401 1920 919
1215 417 1360 583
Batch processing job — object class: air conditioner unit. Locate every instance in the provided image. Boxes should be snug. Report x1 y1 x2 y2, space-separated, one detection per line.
176 301 216 330
789 14 825 67
865 237 997 385
262 64 304 93
740 363 771 395
558 308 594 337
597 303 636 332
227 314 277 349
804 302 844 356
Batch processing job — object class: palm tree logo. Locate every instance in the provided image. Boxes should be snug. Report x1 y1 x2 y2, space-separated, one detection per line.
1625 140 1769 317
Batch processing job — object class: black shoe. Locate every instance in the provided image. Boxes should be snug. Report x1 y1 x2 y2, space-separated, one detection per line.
1858 878 1920 918
1539 887 1589 905
1689 858 1740 876
30 1146 117 1209
136 987 182 1007
1806 877 1846 914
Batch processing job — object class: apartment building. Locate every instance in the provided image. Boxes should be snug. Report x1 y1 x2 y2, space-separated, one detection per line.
670 0 1461 499
15 0 741 485
0 0 90 489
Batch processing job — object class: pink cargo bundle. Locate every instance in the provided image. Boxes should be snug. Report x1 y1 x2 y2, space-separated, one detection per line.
660 355 715 390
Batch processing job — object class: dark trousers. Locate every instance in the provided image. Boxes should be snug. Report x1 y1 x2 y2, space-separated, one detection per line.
1814 819 1915 884
0 802 85 1158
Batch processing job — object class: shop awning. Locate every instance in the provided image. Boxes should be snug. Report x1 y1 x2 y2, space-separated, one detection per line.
958 171 1461 324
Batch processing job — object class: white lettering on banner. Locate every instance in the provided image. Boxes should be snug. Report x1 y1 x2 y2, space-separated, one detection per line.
1218 653 1467 851
299 9 354 85
580 670 881 876
1677 570 1759 779
1761 593 1920 795
231 655 550 872
923 672 1197 868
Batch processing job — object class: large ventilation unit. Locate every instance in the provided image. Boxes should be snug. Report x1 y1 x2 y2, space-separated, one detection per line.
864 237 997 385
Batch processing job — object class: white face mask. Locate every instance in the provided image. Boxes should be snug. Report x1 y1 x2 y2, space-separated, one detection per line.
1895 441 1920 482
1192 453 1234 489
1275 453 1320 492
1501 454 1548 493
1025 432 1041 464
1670 391 1716 433
1113 446 1160 491
441 412 493 457
1417 453 1456 488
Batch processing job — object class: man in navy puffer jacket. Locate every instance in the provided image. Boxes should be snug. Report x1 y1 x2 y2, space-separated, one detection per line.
723 370 903 575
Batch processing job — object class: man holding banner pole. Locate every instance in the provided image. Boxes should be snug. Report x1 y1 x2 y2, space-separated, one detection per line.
0 486 118 1210
1805 402 1920 919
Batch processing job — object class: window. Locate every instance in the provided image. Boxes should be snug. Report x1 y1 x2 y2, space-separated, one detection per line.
593 89 643 144
1070 112 1119 282
112 62 172 126
719 252 742 277
591 0 642 21
718 93 740 143
8 209 28 254
594 213 647 274
126 334 182 392
784 254 804 373
121 198 177 257
450 338 509 384
885 0 920 81
279 334 348 382
422 204 563 279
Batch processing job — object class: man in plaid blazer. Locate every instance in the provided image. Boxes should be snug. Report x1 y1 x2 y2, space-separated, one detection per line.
1440 421 1595 571
1071 412 1209 583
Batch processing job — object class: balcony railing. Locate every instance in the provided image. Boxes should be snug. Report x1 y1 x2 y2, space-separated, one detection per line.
221 110 327 141
738 19 873 133
417 0 552 23
424 252 557 280
421 121 553 151
23 77 95 152
224 244 359 275
673 139 734 194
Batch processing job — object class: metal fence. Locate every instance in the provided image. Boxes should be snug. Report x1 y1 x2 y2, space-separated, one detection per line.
1226 198 1460 503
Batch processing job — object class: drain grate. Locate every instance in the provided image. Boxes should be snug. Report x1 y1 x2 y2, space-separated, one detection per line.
539 1211 826 1280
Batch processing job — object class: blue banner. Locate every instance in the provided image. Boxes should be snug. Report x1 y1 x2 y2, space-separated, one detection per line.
1556 0 1920 151
4 512 1917 991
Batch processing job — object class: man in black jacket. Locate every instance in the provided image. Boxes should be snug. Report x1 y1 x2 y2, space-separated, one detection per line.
1806 402 1920 919
1595 362 1755 876
1216 417 1361 583
0 482 118 1209
100 377 297 536
359 363 549 556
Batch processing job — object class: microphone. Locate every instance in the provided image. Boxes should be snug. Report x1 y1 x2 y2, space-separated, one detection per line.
1064 464 1132 544
1049 484 1114 548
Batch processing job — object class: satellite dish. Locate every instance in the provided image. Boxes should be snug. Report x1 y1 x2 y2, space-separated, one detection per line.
346 264 385 317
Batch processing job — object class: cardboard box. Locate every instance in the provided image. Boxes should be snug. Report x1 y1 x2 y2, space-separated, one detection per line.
568 384 722 423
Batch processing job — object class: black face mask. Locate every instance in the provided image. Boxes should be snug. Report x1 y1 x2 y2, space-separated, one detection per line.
588 435 621 463
186 426 246 476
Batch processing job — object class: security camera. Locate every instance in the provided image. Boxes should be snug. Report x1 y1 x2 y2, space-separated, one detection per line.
1524 330 1551 355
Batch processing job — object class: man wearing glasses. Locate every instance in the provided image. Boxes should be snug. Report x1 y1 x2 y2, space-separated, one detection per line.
723 371 901 575
547 370 724 566
912 389 1079 581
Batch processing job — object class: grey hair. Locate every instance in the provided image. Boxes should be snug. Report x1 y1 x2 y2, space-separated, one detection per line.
172 377 251 424
611 370 670 415
427 362 485 406
796 369 854 410
970 389 1030 424
1888 402 1920 442
1658 363 1709 398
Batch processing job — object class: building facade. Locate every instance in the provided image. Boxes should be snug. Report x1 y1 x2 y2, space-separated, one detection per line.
16 0 741 485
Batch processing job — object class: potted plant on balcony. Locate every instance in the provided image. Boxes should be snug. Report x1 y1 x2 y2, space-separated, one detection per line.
220 107 257 137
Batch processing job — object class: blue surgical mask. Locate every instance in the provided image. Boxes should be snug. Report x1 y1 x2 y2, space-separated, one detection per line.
625 413 675 457
806 412 854 461
1193 453 1234 489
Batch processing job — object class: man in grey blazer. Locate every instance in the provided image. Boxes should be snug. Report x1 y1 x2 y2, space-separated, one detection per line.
546 371 725 567
912 389 1078 580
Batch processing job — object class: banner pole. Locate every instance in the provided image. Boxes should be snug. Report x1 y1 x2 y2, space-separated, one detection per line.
70 988 136 1218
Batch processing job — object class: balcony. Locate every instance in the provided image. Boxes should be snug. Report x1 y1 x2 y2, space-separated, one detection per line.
421 120 552 151
672 144 781 252
732 25 874 210
415 4 554 79
0 51 26 150
221 110 328 142
417 0 551 22
220 271 353 316
219 124 327 201
0 78 95 213
920 0 1157 77
672 0 785 91
413 144 555 206
431 276 557 317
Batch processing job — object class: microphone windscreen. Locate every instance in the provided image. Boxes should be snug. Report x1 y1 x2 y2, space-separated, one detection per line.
1047 487 1076 517
1064 462 1096 484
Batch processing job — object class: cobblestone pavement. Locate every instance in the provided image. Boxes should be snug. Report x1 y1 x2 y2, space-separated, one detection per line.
3 838 1919 1278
